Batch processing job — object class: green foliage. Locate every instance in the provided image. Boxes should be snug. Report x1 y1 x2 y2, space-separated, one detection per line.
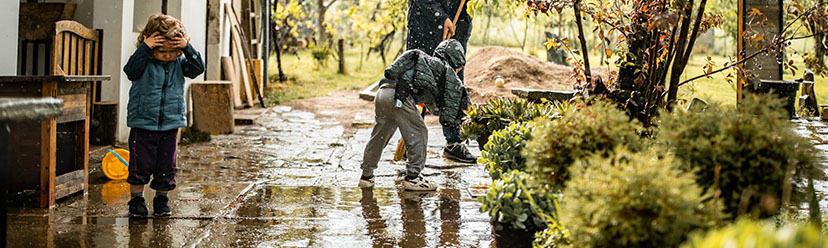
562 148 719 248
533 222 572 248
180 127 211 145
524 101 643 189
681 218 828 248
479 170 559 231
461 98 567 143
479 122 535 180
658 94 821 219
311 46 332 67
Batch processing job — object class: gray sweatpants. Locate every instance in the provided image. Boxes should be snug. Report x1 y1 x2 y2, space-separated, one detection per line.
361 85 428 178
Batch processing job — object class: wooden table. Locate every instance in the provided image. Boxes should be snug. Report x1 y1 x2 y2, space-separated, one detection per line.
0 97 64 248
0 75 109 208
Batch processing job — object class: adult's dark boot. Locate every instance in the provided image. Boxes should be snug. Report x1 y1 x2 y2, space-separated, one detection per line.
443 143 477 163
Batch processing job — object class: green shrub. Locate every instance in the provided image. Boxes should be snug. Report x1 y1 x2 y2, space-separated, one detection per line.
479 121 535 180
461 98 567 148
310 46 331 67
479 170 559 231
533 222 571 248
524 101 643 189
681 218 828 247
658 94 821 219
562 148 719 248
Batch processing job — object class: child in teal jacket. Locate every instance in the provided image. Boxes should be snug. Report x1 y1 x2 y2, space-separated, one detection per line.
122 14 204 217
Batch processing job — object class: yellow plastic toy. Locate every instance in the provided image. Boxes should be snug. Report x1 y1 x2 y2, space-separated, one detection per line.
102 149 130 180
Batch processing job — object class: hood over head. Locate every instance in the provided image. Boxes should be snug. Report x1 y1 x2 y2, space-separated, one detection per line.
433 39 466 70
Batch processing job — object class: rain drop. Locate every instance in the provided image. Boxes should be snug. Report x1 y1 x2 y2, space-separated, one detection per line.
438 25 443 29
435 12 441 16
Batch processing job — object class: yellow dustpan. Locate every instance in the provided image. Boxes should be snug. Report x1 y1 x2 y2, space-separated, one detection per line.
102 149 130 180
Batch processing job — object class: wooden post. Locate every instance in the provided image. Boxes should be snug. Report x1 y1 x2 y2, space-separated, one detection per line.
337 39 346 74
192 81 235 134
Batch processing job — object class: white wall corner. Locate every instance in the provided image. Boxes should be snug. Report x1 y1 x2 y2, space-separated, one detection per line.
1 2 19 76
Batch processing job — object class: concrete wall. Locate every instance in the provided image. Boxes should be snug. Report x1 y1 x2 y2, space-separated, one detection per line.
1 2 19 76
94 0 134 142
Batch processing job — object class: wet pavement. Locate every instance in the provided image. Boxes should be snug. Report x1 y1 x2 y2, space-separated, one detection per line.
6 106 493 247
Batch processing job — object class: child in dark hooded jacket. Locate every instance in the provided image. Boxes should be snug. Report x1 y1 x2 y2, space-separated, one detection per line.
359 39 470 191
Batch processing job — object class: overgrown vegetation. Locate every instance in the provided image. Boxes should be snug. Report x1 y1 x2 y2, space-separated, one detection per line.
562 148 719 248
658 95 822 218
461 98 564 149
524 101 643 189
479 121 536 180
480 170 560 232
681 219 828 247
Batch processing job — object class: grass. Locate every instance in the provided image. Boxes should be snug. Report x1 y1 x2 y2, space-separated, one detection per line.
267 36 828 111
264 46 391 105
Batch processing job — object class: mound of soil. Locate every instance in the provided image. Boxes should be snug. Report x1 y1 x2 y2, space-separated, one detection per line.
464 46 574 103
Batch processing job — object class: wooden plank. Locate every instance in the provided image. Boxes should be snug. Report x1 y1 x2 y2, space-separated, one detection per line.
54 21 99 41
70 35 78 75
0 75 110 84
221 56 243 107
61 33 70 76
58 94 85 109
7 122 42 194
52 32 63 75
41 80 58 208
231 33 254 107
57 106 85 123
54 170 84 199
246 59 263 101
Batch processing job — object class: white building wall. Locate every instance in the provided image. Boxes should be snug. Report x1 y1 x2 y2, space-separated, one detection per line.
94 0 134 143
1 2 19 76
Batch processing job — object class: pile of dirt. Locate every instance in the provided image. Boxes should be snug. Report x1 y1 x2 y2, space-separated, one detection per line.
464 46 574 103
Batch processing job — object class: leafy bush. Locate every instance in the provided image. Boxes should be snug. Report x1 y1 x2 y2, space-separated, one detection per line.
461 98 567 149
562 148 719 248
479 122 535 180
524 101 643 189
681 219 828 247
480 170 559 232
533 222 571 248
310 46 331 67
658 94 821 219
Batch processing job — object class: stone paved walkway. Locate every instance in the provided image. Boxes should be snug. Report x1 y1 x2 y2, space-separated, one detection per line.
6 106 493 247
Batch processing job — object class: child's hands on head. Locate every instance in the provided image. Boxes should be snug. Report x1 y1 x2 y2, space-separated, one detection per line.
143 32 165 49
166 33 188 50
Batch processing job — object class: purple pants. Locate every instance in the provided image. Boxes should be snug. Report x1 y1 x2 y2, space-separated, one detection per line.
127 128 179 191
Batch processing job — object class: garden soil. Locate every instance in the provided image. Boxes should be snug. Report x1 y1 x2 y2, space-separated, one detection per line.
464 46 574 103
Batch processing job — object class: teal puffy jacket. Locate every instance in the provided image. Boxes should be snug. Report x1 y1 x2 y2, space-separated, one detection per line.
123 43 204 131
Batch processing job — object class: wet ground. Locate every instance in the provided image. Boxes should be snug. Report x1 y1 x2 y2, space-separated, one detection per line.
11 104 828 248
6 106 493 247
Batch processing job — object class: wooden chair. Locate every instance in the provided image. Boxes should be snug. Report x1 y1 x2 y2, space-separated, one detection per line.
3 20 108 207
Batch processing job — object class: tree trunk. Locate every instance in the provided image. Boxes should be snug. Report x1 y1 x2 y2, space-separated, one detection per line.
162 0 168 14
483 10 492 46
522 20 529 52
572 0 591 81
317 0 327 47
272 7 286 82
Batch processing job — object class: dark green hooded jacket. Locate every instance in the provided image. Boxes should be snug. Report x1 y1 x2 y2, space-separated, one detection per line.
383 39 470 126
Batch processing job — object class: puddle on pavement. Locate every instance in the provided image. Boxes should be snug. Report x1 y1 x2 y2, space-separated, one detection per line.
6 107 496 247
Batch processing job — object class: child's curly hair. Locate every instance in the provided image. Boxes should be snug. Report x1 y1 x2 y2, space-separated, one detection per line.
136 14 188 47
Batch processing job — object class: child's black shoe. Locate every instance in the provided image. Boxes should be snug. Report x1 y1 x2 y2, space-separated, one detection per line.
153 194 172 217
128 196 148 218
